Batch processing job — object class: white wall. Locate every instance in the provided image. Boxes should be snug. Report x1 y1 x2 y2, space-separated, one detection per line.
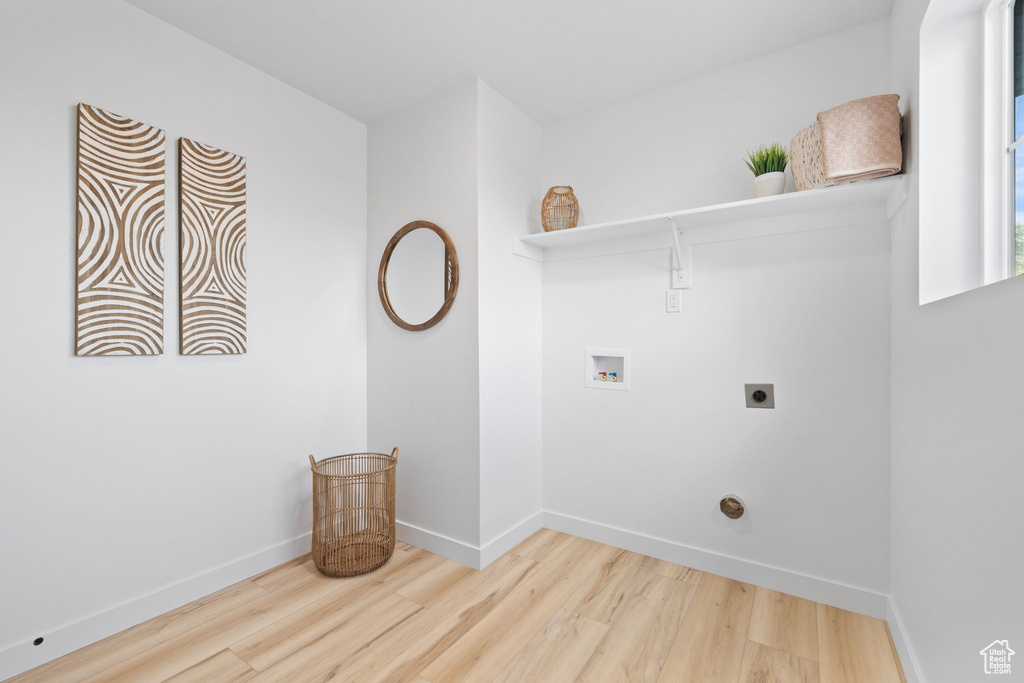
477 82 544 550
543 20 893 226
890 0 1024 680
0 0 367 677
540 20 894 595
367 84 482 554
367 81 544 565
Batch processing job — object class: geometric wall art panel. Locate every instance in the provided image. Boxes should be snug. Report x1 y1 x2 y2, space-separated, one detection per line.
75 103 166 356
179 138 247 355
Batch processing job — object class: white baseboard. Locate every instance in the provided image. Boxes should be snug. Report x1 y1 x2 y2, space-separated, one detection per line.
0 533 312 682
396 520 481 568
543 510 890 619
396 511 543 570
479 511 545 567
887 596 925 683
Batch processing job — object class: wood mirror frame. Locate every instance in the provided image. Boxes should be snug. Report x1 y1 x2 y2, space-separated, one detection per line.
377 220 459 331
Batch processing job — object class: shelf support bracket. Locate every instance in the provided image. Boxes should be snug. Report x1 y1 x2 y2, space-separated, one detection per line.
668 217 691 289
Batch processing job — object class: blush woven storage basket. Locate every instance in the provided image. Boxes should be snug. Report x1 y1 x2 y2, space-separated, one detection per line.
817 94 903 185
309 448 397 577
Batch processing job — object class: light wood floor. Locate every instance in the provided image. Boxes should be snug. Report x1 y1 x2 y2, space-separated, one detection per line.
9 529 906 683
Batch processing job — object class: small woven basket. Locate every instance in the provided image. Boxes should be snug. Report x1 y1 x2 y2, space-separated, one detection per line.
542 186 579 232
790 121 833 191
309 448 397 577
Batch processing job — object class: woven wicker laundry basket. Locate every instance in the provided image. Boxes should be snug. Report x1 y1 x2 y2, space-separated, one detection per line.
309 448 397 577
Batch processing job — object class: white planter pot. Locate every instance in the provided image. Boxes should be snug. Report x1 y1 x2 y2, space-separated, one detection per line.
754 171 786 198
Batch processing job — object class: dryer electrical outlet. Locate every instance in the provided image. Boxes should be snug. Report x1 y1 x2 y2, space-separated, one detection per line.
745 383 775 408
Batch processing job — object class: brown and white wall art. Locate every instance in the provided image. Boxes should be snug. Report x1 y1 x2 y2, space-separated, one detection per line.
179 138 247 355
75 103 166 356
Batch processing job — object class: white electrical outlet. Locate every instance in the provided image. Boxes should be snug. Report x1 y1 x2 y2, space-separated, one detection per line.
666 290 681 313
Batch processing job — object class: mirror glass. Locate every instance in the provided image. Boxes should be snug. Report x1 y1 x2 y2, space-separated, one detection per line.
387 228 446 325
378 220 458 331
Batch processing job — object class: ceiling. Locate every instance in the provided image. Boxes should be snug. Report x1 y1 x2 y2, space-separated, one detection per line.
124 0 895 125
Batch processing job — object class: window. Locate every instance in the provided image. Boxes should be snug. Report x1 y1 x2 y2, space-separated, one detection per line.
981 0 1020 285
920 0 1023 301
1014 0 1024 274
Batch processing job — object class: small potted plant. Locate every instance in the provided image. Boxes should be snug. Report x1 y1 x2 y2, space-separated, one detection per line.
745 142 789 198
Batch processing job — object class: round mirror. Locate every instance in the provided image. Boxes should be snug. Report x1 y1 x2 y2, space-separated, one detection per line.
378 220 459 331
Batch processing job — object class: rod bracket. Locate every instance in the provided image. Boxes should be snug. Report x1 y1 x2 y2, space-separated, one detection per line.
668 216 691 289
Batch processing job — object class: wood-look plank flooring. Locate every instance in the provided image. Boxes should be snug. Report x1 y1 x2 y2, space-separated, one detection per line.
8 530 906 683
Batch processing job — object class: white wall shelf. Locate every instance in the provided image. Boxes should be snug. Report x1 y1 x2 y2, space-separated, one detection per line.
513 176 907 280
